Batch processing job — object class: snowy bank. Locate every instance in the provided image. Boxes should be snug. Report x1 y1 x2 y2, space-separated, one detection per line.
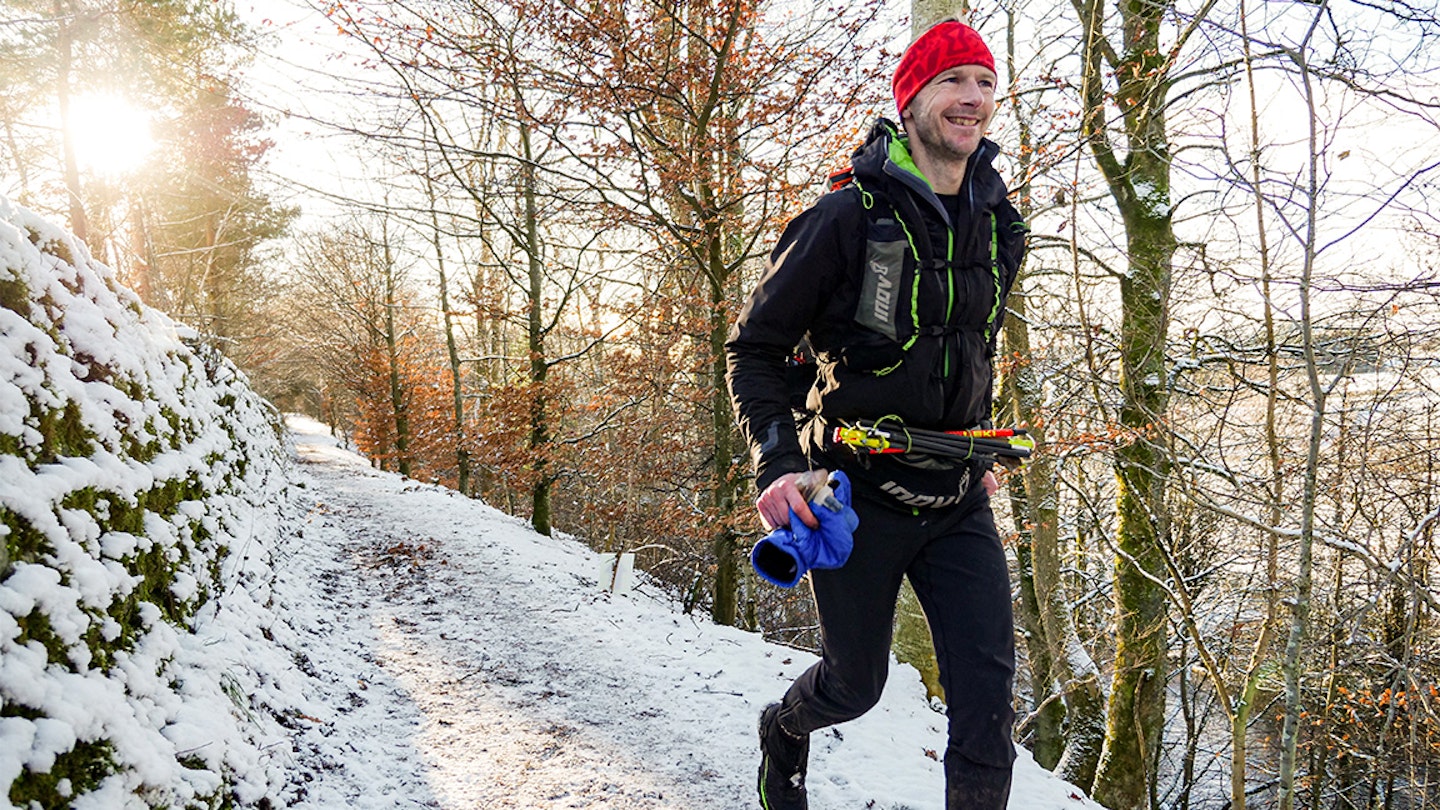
0 196 295 808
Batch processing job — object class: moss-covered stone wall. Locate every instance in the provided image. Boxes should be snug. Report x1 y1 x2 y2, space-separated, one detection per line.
0 197 290 807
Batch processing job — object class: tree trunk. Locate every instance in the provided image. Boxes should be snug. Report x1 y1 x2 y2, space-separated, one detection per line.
1232 5 1284 804
1092 221 1172 810
1176 638 1197 810
911 0 967 34
1012 526 1063 769
426 174 470 496
1079 0 1178 801
1001 240 1108 782
1004 312 1108 785
382 228 411 478
519 118 552 536
694 18 746 625
707 224 738 626
1278 15 1329 806
999 5 1105 786
128 194 155 302
893 579 944 702
55 2 91 251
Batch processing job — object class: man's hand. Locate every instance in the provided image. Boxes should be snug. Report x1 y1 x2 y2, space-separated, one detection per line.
757 470 828 531
982 469 999 496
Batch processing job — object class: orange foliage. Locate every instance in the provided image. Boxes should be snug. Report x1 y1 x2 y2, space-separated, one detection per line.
348 333 460 484
1304 681 1440 781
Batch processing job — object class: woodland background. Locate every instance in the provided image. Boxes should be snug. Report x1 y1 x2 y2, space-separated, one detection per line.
3 0 1440 807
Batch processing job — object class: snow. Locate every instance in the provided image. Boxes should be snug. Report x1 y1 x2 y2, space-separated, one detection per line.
1 194 293 808
270 415 1101 809
2 193 1102 808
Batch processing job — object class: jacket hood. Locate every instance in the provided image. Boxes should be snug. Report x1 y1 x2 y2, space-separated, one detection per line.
848 118 1007 224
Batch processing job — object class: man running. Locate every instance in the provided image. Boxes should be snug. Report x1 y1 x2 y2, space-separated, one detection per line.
726 18 1027 810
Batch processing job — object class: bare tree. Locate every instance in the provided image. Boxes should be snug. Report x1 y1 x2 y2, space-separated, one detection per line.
534 0 889 624
287 219 425 474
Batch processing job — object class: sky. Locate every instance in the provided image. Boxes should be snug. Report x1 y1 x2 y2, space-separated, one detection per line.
232 0 382 225
223 0 1440 303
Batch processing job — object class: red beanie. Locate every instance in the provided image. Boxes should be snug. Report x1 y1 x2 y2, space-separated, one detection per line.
892 21 996 117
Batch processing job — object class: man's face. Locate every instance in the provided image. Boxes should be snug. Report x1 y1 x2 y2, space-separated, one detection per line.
901 64 997 166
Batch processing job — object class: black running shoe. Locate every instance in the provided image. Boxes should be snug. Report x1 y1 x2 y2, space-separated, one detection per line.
757 703 809 810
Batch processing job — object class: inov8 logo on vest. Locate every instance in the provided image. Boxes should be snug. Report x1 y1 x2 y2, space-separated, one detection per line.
859 233 906 341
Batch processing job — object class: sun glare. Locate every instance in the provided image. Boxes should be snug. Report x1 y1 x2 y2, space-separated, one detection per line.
68 94 156 176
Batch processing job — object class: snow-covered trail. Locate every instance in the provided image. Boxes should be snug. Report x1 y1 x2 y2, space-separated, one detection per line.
275 416 1099 810
283 439 749 807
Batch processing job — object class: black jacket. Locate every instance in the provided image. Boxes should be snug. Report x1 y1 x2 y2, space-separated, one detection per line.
726 119 1026 506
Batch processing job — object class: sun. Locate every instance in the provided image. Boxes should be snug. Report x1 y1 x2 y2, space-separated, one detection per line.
67 94 156 176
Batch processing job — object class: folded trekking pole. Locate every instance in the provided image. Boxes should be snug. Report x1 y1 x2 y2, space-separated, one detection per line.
830 419 1034 461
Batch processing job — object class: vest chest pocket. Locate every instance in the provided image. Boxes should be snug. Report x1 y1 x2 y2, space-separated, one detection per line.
856 217 908 342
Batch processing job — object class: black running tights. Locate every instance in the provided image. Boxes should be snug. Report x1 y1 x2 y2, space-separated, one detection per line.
775 492 1016 809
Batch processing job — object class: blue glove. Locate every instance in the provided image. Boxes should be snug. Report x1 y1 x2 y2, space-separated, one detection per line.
750 471 860 588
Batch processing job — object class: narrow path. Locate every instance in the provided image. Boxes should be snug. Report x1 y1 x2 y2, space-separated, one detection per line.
274 418 1093 810
279 426 771 808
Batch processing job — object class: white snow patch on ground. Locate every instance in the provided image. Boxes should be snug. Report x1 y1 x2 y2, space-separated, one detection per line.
277 414 1101 810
